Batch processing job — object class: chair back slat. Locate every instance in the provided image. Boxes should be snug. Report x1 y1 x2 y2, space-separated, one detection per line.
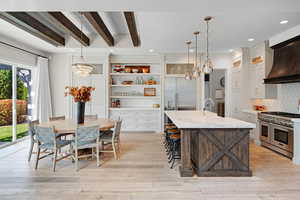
28 120 39 137
75 125 100 144
49 116 65 121
112 120 122 140
35 126 56 145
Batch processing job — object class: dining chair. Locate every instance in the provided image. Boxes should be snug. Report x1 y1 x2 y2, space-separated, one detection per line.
85 115 98 120
28 120 39 162
49 116 65 121
73 125 101 171
34 125 73 172
100 119 122 160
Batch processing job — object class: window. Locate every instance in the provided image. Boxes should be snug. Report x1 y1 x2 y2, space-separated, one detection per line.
0 63 33 145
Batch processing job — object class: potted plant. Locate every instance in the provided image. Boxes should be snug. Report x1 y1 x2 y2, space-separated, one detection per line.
65 86 95 124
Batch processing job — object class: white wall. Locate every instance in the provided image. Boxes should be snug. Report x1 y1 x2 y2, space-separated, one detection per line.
269 24 300 47
48 54 71 117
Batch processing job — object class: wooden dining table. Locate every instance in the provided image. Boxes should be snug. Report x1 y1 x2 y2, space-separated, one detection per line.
38 118 115 136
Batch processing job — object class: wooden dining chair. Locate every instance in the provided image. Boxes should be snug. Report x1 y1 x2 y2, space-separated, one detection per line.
100 119 122 160
49 116 66 121
72 125 101 171
28 120 39 162
34 125 73 172
85 115 98 120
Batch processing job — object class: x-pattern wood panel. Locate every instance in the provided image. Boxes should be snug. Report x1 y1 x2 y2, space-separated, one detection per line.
199 129 249 172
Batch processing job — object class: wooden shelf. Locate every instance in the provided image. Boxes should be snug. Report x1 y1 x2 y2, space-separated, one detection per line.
110 84 160 87
165 74 186 78
110 96 160 99
109 107 161 111
110 73 161 76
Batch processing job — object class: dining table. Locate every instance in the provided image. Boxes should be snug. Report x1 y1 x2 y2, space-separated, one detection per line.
38 118 115 136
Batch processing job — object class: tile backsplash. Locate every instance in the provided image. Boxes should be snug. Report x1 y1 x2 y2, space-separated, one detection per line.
251 83 300 113
277 83 300 113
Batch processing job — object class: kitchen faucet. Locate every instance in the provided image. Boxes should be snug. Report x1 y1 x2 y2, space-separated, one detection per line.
203 98 215 113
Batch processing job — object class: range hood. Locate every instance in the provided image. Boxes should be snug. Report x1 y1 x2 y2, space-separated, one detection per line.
264 36 300 84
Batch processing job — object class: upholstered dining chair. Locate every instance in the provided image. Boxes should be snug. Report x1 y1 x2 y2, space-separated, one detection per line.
73 125 101 171
49 116 65 121
28 120 39 162
100 119 122 160
84 115 98 120
35 125 73 172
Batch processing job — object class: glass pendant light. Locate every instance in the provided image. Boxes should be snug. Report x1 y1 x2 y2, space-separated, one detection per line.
72 14 94 77
202 16 214 74
192 31 201 78
184 41 192 80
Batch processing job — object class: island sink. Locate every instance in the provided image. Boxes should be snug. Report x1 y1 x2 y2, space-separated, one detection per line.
165 111 256 177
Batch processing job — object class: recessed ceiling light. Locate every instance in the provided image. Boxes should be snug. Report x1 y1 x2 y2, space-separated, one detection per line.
280 20 288 24
149 49 154 52
229 49 233 52
248 38 255 42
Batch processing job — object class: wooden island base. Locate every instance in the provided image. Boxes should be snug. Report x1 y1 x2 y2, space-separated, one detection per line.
180 128 252 177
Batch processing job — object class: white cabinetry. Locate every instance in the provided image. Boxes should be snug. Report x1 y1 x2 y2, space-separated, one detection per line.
248 41 277 99
242 110 260 145
108 55 162 132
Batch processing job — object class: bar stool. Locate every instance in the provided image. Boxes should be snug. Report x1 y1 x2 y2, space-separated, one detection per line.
168 133 181 169
165 128 179 153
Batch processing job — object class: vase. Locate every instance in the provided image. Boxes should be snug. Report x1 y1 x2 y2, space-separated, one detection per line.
77 102 85 124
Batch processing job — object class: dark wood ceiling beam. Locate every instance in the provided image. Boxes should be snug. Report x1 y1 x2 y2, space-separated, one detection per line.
0 12 65 46
82 12 114 46
124 12 140 47
48 12 90 46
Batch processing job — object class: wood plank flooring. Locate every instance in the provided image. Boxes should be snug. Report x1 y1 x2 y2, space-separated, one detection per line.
0 133 300 200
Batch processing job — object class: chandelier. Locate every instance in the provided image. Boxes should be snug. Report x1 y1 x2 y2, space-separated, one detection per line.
72 14 94 77
184 41 192 80
184 16 214 79
202 16 214 74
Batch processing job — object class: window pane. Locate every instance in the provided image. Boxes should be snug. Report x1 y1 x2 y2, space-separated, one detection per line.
0 64 13 144
16 67 31 140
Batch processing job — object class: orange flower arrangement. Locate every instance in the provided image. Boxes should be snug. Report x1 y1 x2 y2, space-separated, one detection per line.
64 86 95 102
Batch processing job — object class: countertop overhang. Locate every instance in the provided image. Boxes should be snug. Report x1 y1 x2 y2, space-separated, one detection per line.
165 111 256 129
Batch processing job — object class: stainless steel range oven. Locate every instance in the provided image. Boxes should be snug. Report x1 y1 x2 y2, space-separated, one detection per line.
258 112 296 159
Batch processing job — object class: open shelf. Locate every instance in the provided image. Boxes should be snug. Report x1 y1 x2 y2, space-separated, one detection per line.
109 107 161 111
110 73 161 76
110 84 160 87
110 96 160 99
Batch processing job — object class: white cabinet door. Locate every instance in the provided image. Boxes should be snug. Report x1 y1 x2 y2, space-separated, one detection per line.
89 75 106 118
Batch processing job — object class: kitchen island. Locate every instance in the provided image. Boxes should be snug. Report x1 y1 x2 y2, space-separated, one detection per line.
165 111 256 177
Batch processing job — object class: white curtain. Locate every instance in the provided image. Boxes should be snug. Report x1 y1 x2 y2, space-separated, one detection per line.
32 57 52 122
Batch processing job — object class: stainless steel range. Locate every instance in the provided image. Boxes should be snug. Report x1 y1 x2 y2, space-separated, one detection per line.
258 112 299 158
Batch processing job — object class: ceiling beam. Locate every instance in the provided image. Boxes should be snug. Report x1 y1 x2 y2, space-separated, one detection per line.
0 12 65 46
48 12 90 46
82 12 114 46
124 12 140 47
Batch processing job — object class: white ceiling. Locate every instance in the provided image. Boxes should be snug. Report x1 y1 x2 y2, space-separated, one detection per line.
0 0 299 54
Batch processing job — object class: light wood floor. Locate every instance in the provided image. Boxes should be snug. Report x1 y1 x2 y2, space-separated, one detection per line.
0 133 300 200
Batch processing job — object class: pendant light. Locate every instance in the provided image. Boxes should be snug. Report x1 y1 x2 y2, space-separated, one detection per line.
192 31 201 78
184 41 192 80
202 16 214 74
72 14 94 77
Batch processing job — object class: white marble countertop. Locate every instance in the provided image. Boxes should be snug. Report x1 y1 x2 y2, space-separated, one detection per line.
165 111 256 129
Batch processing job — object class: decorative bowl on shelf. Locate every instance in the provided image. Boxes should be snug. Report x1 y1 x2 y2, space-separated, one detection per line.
152 104 160 108
122 81 133 85
132 69 139 73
